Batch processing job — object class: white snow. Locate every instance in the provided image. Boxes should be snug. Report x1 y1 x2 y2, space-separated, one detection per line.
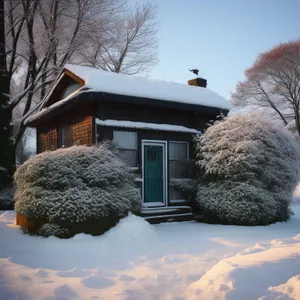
25 90 86 125
194 112 300 225
96 119 201 134
14 145 141 225
1 204 300 299
27 64 231 124
65 64 231 110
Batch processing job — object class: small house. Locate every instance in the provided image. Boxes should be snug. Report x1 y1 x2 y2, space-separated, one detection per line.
26 65 231 222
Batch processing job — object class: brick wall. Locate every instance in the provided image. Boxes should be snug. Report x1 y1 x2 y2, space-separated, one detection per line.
38 128 58 152
37 104 94 153
71 115 93 146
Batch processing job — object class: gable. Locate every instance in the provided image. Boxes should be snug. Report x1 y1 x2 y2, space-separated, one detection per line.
27 64 231 127
42 70 85 109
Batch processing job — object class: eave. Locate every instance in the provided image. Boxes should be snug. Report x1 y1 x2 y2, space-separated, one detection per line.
26 90 230 128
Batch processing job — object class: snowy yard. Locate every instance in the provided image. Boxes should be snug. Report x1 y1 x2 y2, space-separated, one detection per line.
0 205 300 300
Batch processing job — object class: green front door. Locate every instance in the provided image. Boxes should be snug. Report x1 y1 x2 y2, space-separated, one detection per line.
144 145 164 204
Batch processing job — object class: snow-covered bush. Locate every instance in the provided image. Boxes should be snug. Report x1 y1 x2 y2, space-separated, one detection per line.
169 178 197 198
0 187 14 210
37 223 71 238
194 113 300 225
14 142 141 236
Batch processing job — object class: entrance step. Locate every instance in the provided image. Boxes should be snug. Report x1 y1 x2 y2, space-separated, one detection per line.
141 206 194 224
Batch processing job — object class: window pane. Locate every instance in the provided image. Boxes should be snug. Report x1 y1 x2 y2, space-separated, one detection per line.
113 131 137 149
169 142 188 160
169 187 187 201
169 160 189 178
169 142 189 178
119 149 137 167
62 83 81 99
62 126 72 147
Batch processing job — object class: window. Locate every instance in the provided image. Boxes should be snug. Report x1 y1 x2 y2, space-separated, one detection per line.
169 142 188 160
61 83 81 99
113 131 138 167
169 184 186 202
169 141 189 178
169 141 189 202
61 126 73 147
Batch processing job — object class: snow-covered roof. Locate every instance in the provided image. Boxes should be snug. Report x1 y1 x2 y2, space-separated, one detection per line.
27 64 231 125
25 90 86 125
64 64 231 111
95 119 201 134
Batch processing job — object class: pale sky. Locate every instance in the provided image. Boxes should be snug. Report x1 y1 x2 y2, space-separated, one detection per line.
148 0 300 100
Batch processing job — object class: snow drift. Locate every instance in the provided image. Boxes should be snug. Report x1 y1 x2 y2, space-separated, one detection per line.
1 206 300 299
194 113 300 225
14 143 141 237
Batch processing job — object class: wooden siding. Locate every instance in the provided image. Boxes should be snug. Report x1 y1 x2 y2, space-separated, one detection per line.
97 126 193 158
38 127 58 152
96 125 195 206
70 115 93 146
37 104 94 153
96 101 213 132
95 99 209 207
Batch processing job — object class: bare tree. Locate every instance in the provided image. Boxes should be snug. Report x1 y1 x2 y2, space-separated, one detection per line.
5 0 123 148
15 127 34 166
0 0 15 187
13 104 34 166
231 40 300 136
79 2 159 75
2 0 159 174
6 0 97 148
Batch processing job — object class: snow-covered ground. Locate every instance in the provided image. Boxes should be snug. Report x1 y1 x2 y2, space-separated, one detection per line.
0 205 300 300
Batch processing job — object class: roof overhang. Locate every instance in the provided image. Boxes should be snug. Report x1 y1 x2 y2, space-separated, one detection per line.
26 90 230 127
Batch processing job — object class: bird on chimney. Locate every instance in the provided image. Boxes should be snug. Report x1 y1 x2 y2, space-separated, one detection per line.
189 68 199 76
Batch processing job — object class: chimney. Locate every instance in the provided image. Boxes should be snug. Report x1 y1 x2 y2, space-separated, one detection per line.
188 77 207 88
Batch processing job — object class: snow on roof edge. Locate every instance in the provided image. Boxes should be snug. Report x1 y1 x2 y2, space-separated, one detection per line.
95 119 201 134
64 64 231 111
27 64 231 125
25 90 85 125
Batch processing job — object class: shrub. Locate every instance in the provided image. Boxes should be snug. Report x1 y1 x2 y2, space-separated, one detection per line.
194 113 300 225
37 223 71 238
169 178 197 199
0 187 14 210
14 142 141 236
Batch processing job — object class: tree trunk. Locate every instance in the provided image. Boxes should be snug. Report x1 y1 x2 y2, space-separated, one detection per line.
0 0 15 187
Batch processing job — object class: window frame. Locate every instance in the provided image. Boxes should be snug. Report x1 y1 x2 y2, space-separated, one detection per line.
113 130 138 150
61 125 73 148
168 141 189 161
113 130 138 167
168 141 190 203
61 83 81 100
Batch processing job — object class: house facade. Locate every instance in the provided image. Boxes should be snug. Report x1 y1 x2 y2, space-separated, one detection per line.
27 65 231 221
